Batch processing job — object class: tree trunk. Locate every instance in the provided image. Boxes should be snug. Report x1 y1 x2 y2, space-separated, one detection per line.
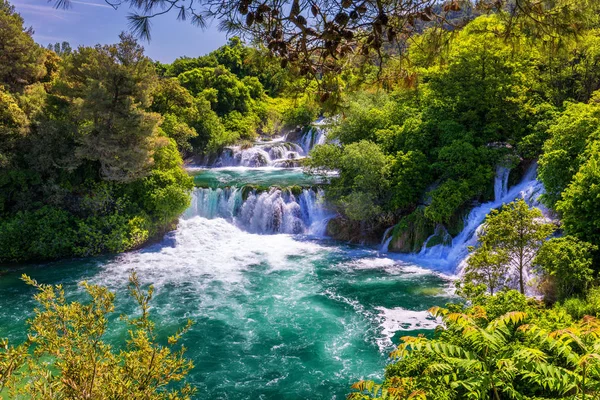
519 264 524 295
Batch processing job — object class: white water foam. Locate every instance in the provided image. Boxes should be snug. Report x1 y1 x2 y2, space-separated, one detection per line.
215 141 306 168
93 216 325 290
375 307 442 349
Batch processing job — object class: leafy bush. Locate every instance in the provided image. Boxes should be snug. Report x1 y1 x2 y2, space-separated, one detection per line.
0 272 195 398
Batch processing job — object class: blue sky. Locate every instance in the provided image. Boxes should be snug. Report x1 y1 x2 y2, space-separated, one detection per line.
12 0 229 62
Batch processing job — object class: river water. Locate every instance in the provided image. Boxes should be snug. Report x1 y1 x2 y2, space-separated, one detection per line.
0 126 543 399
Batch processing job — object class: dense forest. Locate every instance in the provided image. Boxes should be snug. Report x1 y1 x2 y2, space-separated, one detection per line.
3 0 600 398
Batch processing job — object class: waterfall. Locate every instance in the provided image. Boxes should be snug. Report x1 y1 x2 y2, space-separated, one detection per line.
379 226 394 253
395 163 545 271
204 119 330 168
494 166 510 202
300 126 328 155
212 139 306 168
185 187 331 236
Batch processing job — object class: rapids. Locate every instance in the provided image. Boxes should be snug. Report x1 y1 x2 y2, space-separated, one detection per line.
0 218 454 399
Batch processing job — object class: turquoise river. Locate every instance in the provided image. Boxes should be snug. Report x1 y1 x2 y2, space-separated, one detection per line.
1 129 543 399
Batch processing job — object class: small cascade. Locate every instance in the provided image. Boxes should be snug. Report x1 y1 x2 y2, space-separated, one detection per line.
183 187 243 220
185 187 331 236
401 163 546 271
299 126 328 155
379 226 394 253
494 166 510 202
211 124 328 168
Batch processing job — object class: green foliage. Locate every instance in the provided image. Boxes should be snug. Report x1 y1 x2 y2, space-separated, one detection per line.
0 33 193 263
0 272 195 399
0 0 46 91
556 144 600 248
0 206 76 261
306 140 390 221
352 290 600 399
161 37 304 153
281 97 319 128
387 208 435 253
305 14 558 235
424 180 472 224
535 236 597 301
159 114 197 153
389 151 429 211
179 66 256 116
476 199 555 294
463 244 509 296
0 87 28 167
560 287 600 320
61 33 160 182
538 99 600 208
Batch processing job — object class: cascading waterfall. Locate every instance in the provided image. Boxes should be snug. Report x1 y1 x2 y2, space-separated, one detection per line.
214 141 306 168
210 120 330 168
184 187 331 236
383 163 546 271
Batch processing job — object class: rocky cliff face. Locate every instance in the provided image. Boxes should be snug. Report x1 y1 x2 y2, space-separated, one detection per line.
325 216 382 244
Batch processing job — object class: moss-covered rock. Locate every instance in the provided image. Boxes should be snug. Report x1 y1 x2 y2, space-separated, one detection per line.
241 185 256 200
425 224 453 248
445 209 467 237
325 216 381 243
388 207 435 253
326 216 361 242
288 185 303 197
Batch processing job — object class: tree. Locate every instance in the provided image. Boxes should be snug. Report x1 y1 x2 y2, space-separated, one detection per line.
0 87 28 168
421 15 537 149
0 272 195 399
47 41 73 56
538 99 600 208
306 140 391 222
478 199 555 294
0 0 46 91
389 150 430 211
60 33 161 182
463 244 509 295
534 236 597 301
556 144 600 248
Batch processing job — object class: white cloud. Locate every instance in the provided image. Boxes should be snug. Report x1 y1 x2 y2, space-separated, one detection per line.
70 0 114 9
12 2 80 20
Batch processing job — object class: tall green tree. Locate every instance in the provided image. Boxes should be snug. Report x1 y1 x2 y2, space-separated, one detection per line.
60 33 160 182
463 244 510 295
556 144 600 248
0 0 46 91
0 87 28 168
478 200 555 294
538 98 600 208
